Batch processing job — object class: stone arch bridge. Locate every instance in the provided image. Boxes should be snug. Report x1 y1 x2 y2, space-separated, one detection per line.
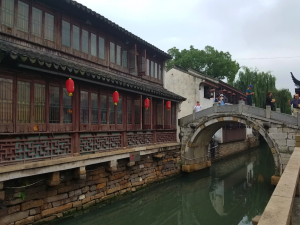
179 102 300 175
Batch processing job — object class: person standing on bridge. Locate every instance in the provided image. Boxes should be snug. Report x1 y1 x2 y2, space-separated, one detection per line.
194 101 202 112
246 85 254 106
289 94 300 116
266 91 275 111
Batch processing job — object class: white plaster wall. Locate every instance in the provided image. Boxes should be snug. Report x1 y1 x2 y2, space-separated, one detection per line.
199 83 215 109
165 68 204 119
246 127 253 136
214 128 223 143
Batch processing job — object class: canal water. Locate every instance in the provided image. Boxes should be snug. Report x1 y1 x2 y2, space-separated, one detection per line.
52 143 274 225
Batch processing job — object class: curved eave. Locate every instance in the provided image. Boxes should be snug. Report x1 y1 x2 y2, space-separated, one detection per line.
291 73 300 86
0 42 184 102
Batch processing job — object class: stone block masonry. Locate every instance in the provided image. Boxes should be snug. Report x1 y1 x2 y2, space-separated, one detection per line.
215 136 259 161
0 148 181 225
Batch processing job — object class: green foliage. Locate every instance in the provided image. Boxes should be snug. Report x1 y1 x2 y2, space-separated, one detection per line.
167 45 240 84
19 191 26 200
233 67 292 114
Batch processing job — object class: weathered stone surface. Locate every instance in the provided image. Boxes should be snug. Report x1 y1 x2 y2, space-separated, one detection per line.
271 176 280 186
45 193 68 203
252 215 260 225
29 207 41 216
47 172 60 186
82 200 95 210
97 183 106 189
106 186 120 194
21 200 43 211
15 216 35 225
0 210 29 225
41 203 72 217
8 205 20 214
57 184 80 194
0 190 5 201
287 140 295 147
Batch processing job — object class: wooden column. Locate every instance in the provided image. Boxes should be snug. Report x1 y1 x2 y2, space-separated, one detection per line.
73 82 80 156
140 95 142 130
162 99 164 130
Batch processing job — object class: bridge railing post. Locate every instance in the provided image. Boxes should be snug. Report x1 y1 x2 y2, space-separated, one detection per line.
213 102 218 113
252 103 255 107
266 106 271 119
238 100 243 114
298 113 300 128
276 108 281 113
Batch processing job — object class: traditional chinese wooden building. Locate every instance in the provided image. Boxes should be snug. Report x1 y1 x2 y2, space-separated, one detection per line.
0 0 185 166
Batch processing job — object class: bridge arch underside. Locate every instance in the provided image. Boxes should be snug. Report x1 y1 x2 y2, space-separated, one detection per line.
183 115 280 175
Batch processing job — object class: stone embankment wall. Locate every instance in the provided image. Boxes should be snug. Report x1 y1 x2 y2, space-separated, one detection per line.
216 136 259 160
0 149 181 225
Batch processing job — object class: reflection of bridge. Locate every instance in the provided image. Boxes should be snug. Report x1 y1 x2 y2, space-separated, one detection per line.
53 148 267 225
180 101 299 175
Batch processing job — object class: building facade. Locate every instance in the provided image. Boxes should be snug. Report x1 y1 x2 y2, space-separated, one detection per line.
0 0 185 166
165 65 250 144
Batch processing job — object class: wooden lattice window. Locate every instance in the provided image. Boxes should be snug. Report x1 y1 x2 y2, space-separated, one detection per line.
141 57 145 72
82 29 89 54
158 65 162 80
72 25 80 50
122 50 127 68
100 95 107 124
110 42 115 63
116 45 121 66
127 99 132 124
17 1 29 32
80 91 89 124
45 13 54 41
17 81 30 123
63 88 72 123
1 0 14 27
171 104 176 126
157 103 163 125
62 20 70 47
91 93 98 124
164 105 170 126
99 37 105 60
32 7 42 37
143 103 151 126
146 59 150 76
109 96 115 124
150 61 154 77
154 63 157 78
0 78 13 124
34 83 45 123
91 33 97 57
49 86 60 123
134 99 141 125
117 97 122 124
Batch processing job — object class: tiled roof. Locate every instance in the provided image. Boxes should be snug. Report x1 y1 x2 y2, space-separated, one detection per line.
54 0 172 59
0 41 185 101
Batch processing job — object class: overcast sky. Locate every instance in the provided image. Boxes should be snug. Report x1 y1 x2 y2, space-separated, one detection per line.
78 0 300 94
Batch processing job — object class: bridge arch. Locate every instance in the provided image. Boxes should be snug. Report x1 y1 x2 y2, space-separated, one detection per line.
182 114 281 175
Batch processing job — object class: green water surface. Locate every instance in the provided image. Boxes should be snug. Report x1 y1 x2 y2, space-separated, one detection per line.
53 143 274 225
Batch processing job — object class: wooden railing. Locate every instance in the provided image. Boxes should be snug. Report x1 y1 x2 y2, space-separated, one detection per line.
0 129 177 165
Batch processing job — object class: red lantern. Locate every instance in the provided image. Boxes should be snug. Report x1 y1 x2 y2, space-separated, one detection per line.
66 78 74 96
166 101 171 110
144 98 150 110
113 91 119 105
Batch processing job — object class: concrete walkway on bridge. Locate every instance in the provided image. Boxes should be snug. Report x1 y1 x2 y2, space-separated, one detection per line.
179 101 300 175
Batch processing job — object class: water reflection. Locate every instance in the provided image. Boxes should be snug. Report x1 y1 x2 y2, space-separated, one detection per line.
53 144 274 225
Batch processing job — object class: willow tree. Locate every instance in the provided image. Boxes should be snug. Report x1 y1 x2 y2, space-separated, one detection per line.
233 67 276 108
